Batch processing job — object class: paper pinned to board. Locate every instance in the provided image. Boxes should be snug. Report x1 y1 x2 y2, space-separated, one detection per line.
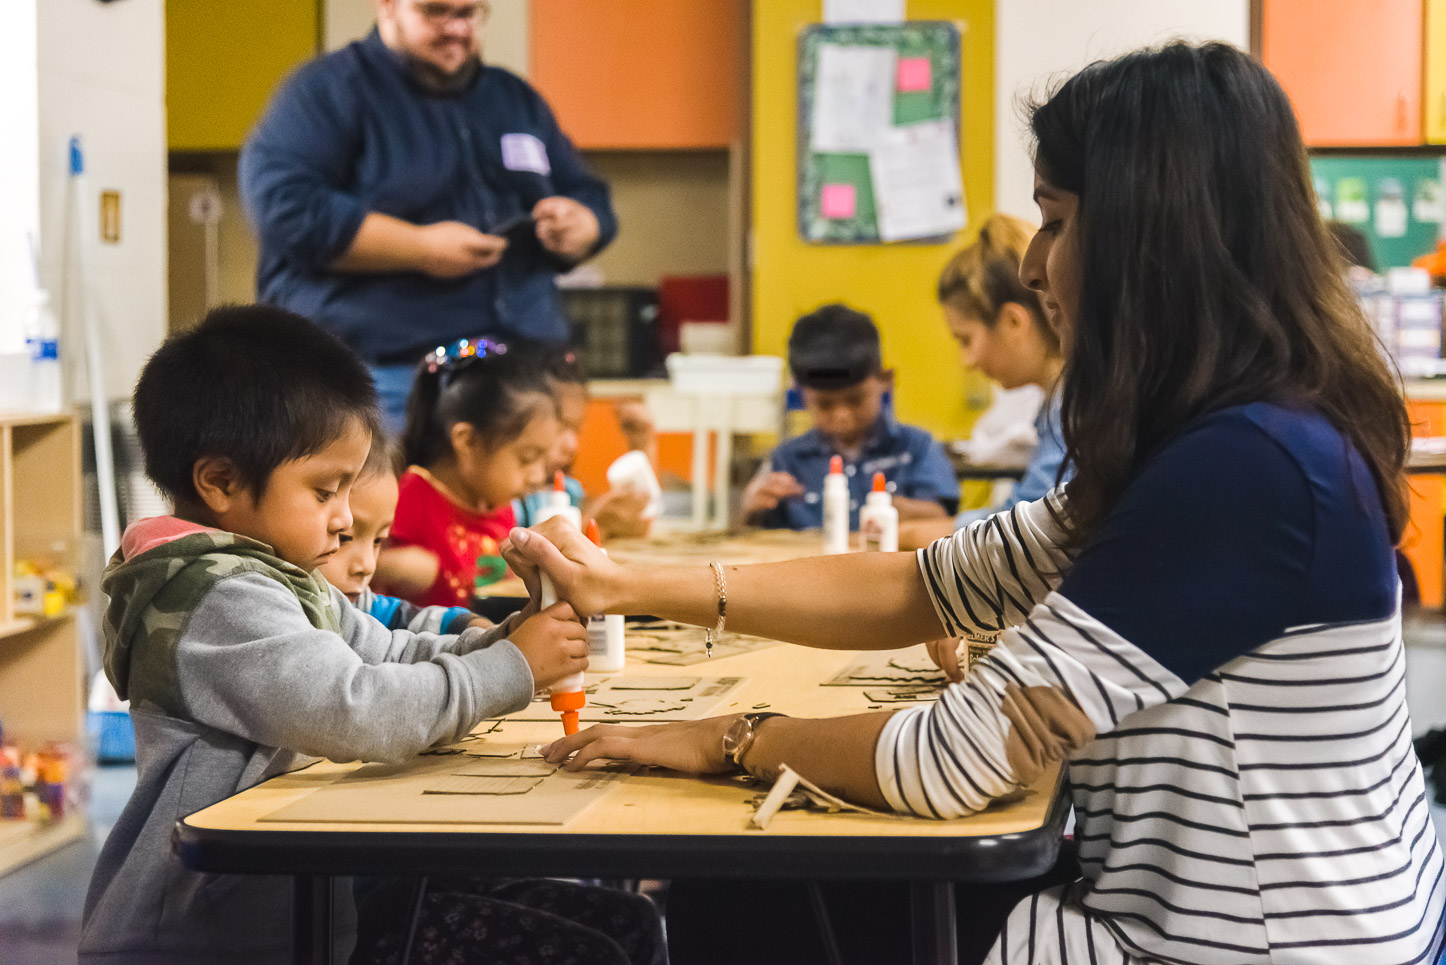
810 43 898 153
869 119 967 241
823 0 905 23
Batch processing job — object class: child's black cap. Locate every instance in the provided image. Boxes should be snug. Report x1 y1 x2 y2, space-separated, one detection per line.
787 304 883 391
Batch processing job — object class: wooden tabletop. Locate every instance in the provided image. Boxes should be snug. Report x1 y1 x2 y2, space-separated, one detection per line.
178 640 1065 882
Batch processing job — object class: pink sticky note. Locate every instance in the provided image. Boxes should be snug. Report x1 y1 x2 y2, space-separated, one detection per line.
897 57 932 92
820 183 856 219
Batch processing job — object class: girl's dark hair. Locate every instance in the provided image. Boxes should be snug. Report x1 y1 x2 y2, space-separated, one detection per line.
1029 42 1408 546
401 339 558 469
937 213 1059 355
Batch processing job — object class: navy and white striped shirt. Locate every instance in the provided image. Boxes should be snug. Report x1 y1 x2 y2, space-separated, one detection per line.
880 402 1445 964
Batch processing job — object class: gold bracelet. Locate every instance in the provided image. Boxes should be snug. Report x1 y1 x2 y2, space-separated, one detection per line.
705 559 726 658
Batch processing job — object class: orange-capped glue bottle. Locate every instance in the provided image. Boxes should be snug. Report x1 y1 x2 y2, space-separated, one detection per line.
859 472 899 552
534 471 582 528
540 514 585 734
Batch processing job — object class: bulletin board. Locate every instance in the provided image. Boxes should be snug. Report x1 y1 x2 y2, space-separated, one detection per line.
1309 156 1445 270
797 21 963 244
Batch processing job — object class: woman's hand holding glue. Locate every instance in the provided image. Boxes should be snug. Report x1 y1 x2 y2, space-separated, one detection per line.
502 518 621 620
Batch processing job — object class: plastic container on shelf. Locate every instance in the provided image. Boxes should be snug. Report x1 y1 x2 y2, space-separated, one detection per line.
664 353 785 396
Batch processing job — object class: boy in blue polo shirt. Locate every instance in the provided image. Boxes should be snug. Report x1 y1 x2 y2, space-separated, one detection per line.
741 304 958 530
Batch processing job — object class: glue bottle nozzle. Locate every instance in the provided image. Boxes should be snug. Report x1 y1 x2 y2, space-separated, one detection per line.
829 455 843 475
872 472 886 493
554 471 566 492
584 518 601 546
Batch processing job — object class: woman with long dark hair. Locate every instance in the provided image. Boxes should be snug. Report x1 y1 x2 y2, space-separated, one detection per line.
506 42 1442 964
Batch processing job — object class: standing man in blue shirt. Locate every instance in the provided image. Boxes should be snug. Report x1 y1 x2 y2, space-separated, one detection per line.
240 0 616 432
739 304 959 530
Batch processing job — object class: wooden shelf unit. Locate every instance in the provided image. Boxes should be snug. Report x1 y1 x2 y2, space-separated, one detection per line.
0 412 86 875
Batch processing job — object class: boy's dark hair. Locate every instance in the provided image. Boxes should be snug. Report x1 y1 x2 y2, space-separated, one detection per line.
787 304 883 391
133 305 380 504
402 337 558 469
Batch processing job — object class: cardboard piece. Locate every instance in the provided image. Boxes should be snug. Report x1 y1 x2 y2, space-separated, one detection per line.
424 775 543 796
626 623 779 666
822 651 947 688
262 755 633 825
503 676 747 723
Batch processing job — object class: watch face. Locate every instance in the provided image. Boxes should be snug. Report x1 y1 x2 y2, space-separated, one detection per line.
722 717 751 758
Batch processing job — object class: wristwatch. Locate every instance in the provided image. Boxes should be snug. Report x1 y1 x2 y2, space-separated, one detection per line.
722 712 783 773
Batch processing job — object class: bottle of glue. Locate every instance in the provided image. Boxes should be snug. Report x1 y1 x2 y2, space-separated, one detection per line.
534 471 582 528
583 520 626 672
822 455 850 554
859 472 899 552
539 514 585 734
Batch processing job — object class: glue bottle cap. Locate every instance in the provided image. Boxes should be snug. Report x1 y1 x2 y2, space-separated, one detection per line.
584 518 602 546
872 472 886 493
554 471 566 492
829 455 843 475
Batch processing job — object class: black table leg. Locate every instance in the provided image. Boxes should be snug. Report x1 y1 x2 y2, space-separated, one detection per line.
293 874 335 965
910 880 957 965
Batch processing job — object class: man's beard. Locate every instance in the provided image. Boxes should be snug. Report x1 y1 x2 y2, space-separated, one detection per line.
402 49 481 96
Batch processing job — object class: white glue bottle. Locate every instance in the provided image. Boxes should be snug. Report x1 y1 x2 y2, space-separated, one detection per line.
859 472 899 552
538 513 585 734
822 455 850 554
534 471 581 528
583 519 626 672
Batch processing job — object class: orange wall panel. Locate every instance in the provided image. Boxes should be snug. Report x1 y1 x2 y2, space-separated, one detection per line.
1262 0 1423 146
529 0 743 149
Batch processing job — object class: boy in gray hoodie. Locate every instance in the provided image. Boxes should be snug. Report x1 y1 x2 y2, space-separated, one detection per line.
79 307 660 964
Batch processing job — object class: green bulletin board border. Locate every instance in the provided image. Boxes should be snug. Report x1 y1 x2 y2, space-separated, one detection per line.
797 21 962 245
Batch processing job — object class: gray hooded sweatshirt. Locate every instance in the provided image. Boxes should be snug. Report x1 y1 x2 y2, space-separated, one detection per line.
79 517 534 964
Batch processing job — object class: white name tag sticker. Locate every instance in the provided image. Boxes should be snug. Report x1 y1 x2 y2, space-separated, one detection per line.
500 133 550 175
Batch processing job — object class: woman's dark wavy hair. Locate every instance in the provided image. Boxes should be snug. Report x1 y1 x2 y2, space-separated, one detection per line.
1029 41 1408 547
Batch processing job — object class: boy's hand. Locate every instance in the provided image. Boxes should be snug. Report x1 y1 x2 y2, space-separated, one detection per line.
509 602 589 689
740 471 805 516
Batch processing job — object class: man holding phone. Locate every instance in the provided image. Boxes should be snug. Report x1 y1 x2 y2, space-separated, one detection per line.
240 0 616 431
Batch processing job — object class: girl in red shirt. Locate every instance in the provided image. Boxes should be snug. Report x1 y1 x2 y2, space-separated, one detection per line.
377 339 559 608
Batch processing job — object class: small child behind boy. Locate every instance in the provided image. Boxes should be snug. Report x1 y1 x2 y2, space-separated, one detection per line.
320 441 492 633
80 307 662 965
514 346 652 538
740 304 958 529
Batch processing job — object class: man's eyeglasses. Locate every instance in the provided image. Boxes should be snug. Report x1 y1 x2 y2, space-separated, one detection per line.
412 1 489 27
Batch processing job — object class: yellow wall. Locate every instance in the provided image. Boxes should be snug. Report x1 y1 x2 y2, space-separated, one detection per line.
1428 0 1446 144
751 0 996 440
167 0 321 151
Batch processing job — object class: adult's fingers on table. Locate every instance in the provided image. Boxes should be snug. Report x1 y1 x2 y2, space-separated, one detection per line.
563 737 637 771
